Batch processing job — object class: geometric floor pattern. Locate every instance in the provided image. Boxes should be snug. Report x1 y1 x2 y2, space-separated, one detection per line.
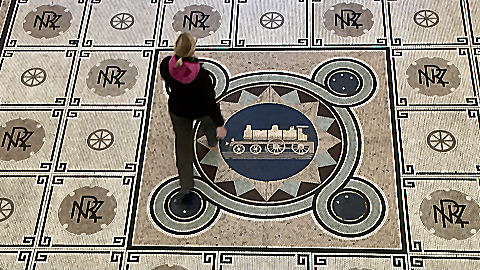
1 0 480 269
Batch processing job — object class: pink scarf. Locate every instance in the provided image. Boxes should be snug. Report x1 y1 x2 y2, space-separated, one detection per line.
168 56 200 84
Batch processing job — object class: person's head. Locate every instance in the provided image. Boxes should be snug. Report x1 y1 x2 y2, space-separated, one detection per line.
173 32 196 67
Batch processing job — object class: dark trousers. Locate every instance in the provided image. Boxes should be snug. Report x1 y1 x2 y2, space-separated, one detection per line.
169 113 217 194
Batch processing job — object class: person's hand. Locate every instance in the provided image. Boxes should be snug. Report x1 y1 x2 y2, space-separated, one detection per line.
216 126 227 139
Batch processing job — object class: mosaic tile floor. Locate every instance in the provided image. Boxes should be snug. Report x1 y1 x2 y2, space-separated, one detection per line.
1 0 480 269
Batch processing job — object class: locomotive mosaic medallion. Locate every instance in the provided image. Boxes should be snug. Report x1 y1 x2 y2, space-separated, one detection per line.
151 57 386 237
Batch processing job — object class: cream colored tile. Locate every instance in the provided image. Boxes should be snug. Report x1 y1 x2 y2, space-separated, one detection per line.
393 49 475 106
0 51 74 105
0 177 46 246
8 0 86 46
84 0 158 46
312 255 404 270
399 110 480 173
42 177 131 246
33 251 121 270
126 252 214 270
57 110 142 171
72 51 152 105
388 0 467 45
313 0 386 46
0 251 30 270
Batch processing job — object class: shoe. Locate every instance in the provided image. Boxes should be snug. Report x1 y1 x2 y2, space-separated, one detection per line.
180 192 195 205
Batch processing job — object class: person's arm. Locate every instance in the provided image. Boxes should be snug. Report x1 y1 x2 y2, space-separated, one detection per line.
203 70 225 127
159 56 170 81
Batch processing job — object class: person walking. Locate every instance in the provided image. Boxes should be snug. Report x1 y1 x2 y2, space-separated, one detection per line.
160 32 227 203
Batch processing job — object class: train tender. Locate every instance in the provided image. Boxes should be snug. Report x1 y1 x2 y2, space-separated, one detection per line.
226 124 315 155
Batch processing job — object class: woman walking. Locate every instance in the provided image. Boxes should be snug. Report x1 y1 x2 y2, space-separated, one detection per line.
160 32 227 203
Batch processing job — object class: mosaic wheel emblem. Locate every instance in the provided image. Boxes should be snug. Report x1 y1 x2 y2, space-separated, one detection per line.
58 186 117 235
172 4 221 39
110 13 134 30
406 57 461 96
153 265 187 270
420 189 480 240
196 85 342 203
426 130 456 153
0 118 46 161
86 59 138 97
414 10 439 28
21 67 47 87
0 198 14 222
23 5 72 39
87 129 114 151
323 3 374 37
259 11 284 29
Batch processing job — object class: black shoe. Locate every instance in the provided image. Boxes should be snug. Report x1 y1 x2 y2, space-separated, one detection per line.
180 192 195 205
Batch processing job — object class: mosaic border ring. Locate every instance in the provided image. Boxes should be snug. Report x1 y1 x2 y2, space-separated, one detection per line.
313 177 386 237
150 177 219 235
312 58 377 107
200 58 229 98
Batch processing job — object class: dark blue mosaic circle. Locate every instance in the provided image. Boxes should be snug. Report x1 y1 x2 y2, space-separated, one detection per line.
220 103 317 181
168 192 202 219
327 69 361 96
331 191 368 223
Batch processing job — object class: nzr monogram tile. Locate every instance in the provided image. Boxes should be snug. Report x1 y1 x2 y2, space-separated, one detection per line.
7 0 86 47
159 0 233 47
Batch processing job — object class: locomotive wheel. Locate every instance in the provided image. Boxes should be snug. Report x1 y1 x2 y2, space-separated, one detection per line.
266 139 285 155
250 144 262 154
291 143 310 155
232 144 245 154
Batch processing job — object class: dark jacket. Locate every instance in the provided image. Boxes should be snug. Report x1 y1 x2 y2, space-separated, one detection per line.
160 56 224 127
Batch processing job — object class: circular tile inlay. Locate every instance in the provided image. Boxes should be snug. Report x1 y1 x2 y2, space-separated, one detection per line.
23 5 73 39
323 3 374 37
327 69 362 96
426 130 456 153
260 11 284 30
110 13 134 30
330 190 369 223
221 103 318 181
0 118 46 161
21 67 47 87
87 129 115 151
168 192 202 220
414 10 439 28
86 59 138 97
172 4 221 39
0 198 14 222
420 189 480 240
406 57 461 97
58 186 117 235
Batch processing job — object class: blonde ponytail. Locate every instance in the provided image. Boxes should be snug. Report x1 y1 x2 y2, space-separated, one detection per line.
173 32 196 67
176 57 183 67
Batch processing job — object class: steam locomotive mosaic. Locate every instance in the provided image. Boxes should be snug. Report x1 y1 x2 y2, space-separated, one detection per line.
223 124 315 159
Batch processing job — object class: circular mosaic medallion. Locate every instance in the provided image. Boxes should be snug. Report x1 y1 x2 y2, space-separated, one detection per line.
426 130 456 153
86 59 138 97
58 186 117 235
0 118 46 161
326 69 362 96
0 198 14 222
330 189 369 224
23 5 73 39
110 13 134 30
323 3 374 37
420 189 480 240
414 10 439 28
167 191 203 220
172 4 221 39
195 84 344 203
221 103 318 181
260 11 284 29
87 129 114 151
21 67 47 87
406 57 461 97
